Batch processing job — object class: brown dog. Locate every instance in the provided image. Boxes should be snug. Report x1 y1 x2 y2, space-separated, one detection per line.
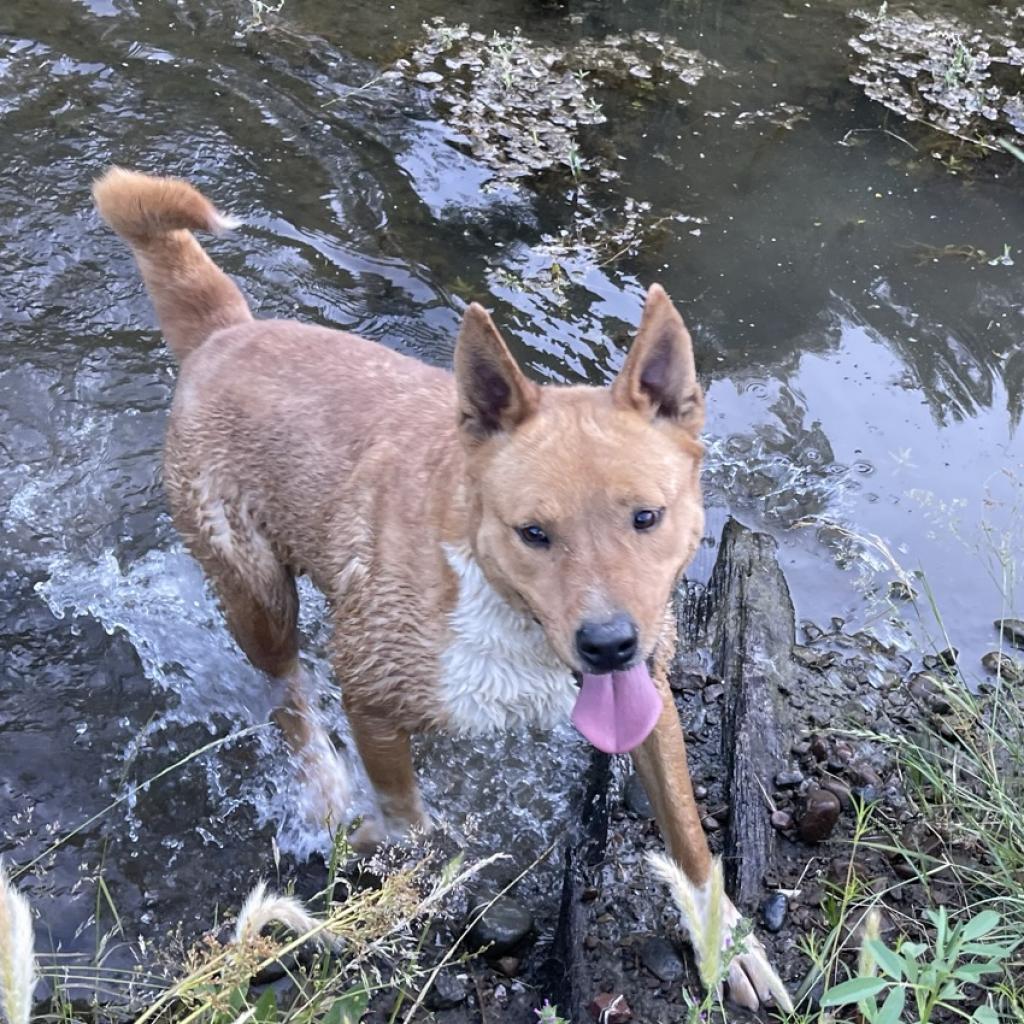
93 168 788 1010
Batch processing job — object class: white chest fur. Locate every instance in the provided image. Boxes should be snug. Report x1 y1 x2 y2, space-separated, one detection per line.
439 545 577 734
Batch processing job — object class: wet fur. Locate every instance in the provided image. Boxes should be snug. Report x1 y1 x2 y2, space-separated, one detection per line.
93 167 788 1010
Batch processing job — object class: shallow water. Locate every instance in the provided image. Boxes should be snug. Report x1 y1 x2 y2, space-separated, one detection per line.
1 0 1022 974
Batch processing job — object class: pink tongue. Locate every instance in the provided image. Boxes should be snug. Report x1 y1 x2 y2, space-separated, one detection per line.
571 663 663 754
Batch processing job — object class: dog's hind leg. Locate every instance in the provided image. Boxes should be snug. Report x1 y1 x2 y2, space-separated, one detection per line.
168 480 350 828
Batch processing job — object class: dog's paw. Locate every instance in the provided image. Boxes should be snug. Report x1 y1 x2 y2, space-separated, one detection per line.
647 853 791 1013
294 736 352 831
349 807 432 855
724 924 792 1012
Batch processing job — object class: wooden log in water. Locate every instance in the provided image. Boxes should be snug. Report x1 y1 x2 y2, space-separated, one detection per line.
698 518 794 912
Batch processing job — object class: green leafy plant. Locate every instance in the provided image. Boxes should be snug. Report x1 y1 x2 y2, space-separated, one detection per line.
821 907 1015 1024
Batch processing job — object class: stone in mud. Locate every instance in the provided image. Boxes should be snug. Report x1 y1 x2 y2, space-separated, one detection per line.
775 769 804 788
821 779 854 812
981 650 1024 683
622 773 654 819
466 896 534 955
425 969 469 1010
699 519 792 909
995 618 1024 650
922 648 958 671
909 672 952 714
589 993 632 1023
798 789 841 843
496 956 520 977
760 892 788 933
637 936 685 982
888 579 917 602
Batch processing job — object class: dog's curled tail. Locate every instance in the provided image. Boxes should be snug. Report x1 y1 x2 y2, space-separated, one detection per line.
93 167 253 361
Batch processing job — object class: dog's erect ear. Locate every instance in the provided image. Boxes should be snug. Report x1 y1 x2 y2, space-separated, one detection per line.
611 284 703 434
455 303 539 441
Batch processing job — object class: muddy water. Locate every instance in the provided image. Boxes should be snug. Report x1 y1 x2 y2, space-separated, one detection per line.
1 0 1022 975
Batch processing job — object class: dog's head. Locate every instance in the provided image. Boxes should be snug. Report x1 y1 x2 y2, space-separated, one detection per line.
455 284 705 699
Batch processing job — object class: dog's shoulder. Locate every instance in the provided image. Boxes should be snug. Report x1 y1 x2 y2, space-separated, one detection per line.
438 544 576 734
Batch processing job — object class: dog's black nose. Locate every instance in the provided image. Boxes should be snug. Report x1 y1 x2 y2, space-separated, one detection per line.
575 614 638 673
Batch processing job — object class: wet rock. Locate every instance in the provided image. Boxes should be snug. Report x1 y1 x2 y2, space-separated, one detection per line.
849 762 882 788
589 993 632 1023
760 893 788 933
798 789 841 843
701 815 720 832
810 734 829 761
821 779 854 812
909 672 952 714
637 936 685 982
496 956 520 977
981 650 1024 683
994 618 1024 650
622 774 654 819
693 783 708 800
888 579 916 602
775 769 804 788
672 671 704 693
771 810 793 831
466 896 534 955
703 681 725 703
425 969 468 1010
793 646 837 670
922 648 958 671
853 783 879 805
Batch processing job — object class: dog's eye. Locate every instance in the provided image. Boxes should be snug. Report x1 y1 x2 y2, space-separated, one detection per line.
517 524 550 548
633 508 663 531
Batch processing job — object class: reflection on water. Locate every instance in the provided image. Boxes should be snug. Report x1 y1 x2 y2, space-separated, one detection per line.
0 0 1021 964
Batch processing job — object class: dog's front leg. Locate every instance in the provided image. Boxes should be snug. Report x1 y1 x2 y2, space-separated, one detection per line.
346 709 430 852
632 667 791 1011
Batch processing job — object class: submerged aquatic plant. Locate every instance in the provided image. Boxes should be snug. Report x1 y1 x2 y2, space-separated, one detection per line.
0 865 35 1024
391 18 720 184
849 6 1024 153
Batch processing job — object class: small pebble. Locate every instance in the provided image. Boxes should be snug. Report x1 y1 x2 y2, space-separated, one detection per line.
701 815 720 832
981 650 1024 683
775 769 804 788
638 936 685 982
821 779 853 811
771 810 793 831
623 774 654 819
425 969 468 1010
798 789 841 843
888 579 917 602
466 896 533 955
496 956 520 978
760 892 788 933
995 618 1024 650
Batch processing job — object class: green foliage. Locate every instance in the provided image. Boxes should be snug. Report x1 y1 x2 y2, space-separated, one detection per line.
821 907 1016 1024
